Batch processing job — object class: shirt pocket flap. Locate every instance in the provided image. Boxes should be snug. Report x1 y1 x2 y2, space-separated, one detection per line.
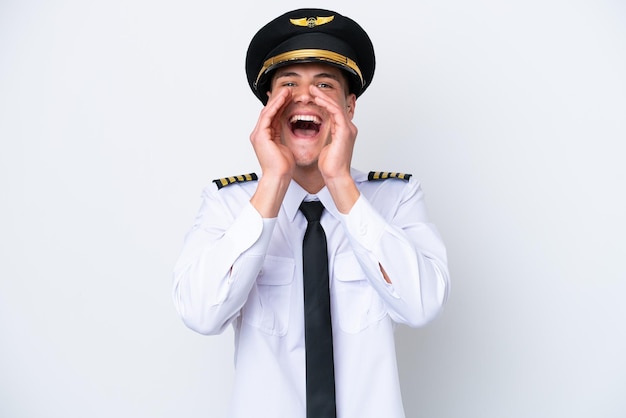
333 251 386 333
334 252 365 282
257 255 295 285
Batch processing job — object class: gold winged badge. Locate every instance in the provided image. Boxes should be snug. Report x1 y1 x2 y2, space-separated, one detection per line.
289 15 334 28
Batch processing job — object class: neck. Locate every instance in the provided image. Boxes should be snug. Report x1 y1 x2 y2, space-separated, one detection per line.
293 166 325 194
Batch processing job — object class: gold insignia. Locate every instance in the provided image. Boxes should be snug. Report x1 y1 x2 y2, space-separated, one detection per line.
290 15 334 28
255 49 363 89
368 171 412 181
213 173 258 190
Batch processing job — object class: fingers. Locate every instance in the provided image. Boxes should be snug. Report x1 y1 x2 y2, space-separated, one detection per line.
252 88 291 142
250 87 295 180
311 86 356 135
310 86 357 144
265 87 291 119
310 86 348 118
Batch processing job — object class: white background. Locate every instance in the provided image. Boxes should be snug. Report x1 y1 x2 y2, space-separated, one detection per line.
1 0 625 417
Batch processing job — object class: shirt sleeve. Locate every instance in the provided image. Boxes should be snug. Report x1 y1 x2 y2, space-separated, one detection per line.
172 187 276 335
339 181 450 327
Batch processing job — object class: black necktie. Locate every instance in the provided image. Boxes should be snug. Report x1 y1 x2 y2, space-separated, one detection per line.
299 201 336 418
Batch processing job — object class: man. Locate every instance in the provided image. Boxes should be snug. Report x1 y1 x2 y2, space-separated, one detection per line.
173 8 449 418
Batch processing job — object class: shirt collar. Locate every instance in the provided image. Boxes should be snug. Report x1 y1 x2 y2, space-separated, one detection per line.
280 168 368 222
282 180 342 222
282 181 309 222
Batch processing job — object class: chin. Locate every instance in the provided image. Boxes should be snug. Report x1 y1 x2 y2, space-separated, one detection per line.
290 150 319 168
294 156 319 169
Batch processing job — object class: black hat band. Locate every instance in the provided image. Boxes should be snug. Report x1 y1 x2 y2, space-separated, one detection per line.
254 49 364 90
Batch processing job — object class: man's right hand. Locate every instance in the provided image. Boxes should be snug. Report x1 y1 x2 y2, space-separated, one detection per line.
249 88 294 218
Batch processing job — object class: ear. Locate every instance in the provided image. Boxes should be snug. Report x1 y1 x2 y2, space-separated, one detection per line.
346 93 357 119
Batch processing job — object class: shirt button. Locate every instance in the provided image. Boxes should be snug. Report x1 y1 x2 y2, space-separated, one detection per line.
359 224 368 236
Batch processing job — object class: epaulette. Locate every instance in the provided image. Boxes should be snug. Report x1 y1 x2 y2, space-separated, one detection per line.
212 173 258 190
368 171 412 181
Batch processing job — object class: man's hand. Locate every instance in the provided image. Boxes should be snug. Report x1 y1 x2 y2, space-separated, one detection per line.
312 86 360 213
249 88 294 218
250 87 295 180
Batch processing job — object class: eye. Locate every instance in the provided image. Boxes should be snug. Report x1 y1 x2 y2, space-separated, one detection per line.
317 82 333 89
282 81 297 87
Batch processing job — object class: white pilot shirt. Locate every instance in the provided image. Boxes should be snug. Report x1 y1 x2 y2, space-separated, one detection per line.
173 168 449 418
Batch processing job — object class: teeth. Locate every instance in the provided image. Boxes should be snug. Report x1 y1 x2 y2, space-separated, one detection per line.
290 114 321 124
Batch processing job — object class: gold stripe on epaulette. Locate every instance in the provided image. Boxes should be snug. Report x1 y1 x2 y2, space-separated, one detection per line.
368 171 412 181
213 173 258 190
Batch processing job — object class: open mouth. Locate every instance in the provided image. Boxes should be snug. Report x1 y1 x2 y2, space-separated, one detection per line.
289 114 321 137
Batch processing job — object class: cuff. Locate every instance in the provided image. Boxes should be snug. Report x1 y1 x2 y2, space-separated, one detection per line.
339 195 386 250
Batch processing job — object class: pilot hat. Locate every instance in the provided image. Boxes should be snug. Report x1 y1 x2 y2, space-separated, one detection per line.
246 8 376 104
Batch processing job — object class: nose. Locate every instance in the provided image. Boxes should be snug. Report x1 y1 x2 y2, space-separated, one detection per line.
292 84 314 104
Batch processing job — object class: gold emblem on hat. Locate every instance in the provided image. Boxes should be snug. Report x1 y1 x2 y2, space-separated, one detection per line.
290 15 334 28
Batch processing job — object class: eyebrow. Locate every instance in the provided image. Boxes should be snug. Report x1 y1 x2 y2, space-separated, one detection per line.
274 71 342 82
